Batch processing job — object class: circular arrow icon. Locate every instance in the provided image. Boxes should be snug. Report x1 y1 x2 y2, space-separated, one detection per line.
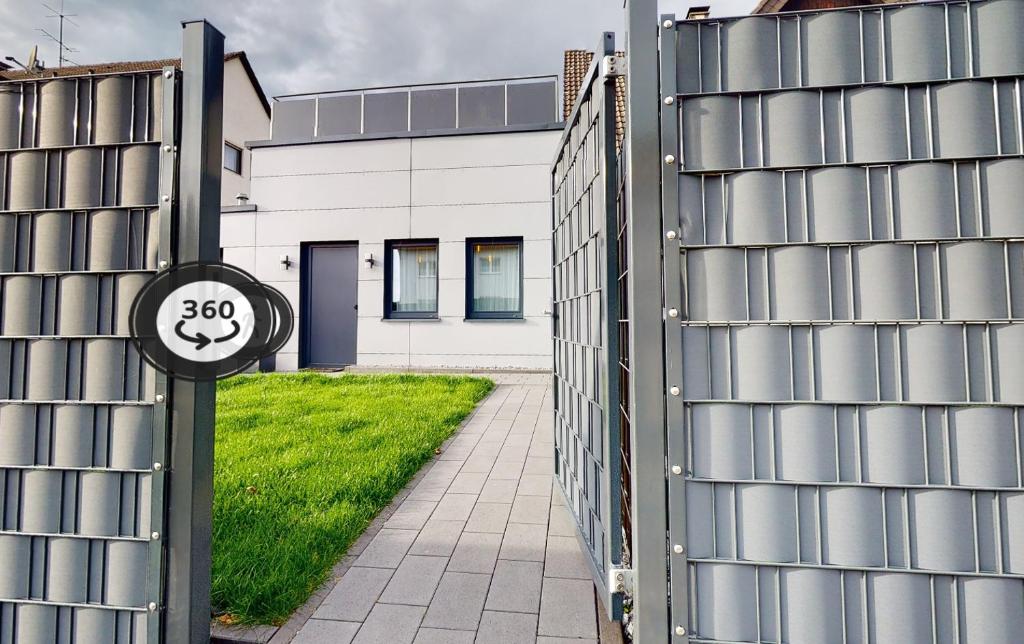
129 262 294 381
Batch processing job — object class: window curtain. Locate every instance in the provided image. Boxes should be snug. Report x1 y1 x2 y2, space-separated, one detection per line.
473 243 520 312
393 246 437 312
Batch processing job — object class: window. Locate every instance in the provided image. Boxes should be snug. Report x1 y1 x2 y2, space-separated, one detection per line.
385 240 438 318
467 238 522 318
224 142 242 174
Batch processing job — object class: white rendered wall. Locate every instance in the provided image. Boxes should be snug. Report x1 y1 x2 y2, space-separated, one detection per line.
221 129 559 371
221 58 270 206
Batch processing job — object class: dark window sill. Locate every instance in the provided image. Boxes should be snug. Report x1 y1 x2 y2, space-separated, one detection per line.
381 316 440 322
463 316 525 323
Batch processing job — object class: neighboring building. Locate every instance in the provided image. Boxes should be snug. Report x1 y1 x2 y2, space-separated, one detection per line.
0 52 270 207
223 77 561 371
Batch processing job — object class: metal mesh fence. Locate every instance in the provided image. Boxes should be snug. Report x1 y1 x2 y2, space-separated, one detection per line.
551 36 625 619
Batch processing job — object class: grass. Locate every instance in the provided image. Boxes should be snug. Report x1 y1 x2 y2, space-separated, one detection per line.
211 372 493 625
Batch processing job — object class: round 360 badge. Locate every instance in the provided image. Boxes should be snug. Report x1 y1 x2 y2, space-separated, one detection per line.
129 262 294 380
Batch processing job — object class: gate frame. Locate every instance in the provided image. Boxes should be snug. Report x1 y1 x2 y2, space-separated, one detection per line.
550 30 627 621
657 14 690 644
622 0 673 641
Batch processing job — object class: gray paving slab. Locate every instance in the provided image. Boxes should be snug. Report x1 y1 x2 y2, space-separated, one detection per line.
291 619 360 644
431 493 478 522
509 495 550 525
474 611 539 644
421 571 491 631
485 560 543 614
353 604 425 644
516 474 553 497
537 638 598 644
447 531 503 574
547 503 577 538
413 628 476 644
384 500 439 531
354 529 419 569
544 536 592 580
538 578 597 639
523 457 555 475
488 461 525 480
461 453 498 473
498 522 547 563
464 502 512 534
378 555 449 606
470 441 503 457
314 567 394 622
409 519 465 557
478 478 519 503
447 472 488 495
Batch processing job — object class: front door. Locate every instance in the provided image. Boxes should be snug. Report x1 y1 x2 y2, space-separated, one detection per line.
302 243 358 367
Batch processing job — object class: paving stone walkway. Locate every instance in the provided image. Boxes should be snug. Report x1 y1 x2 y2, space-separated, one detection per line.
288 374 618 644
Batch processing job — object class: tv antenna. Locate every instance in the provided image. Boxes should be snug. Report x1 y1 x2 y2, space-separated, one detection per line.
37 1 79 68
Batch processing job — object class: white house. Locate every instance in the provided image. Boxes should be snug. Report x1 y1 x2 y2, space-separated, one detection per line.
221 77 562 371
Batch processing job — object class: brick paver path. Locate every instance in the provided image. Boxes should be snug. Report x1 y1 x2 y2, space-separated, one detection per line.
289 374 616 644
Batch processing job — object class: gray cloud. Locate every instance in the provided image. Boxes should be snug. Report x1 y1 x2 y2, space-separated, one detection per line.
2 0 757 98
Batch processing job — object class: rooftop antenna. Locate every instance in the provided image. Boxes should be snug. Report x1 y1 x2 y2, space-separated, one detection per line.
37 0 79 68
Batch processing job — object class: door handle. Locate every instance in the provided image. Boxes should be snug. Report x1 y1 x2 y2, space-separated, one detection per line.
353 304 358 310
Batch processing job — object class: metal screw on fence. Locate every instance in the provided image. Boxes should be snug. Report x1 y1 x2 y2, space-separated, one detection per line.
666 230 677 240
663 19 673 28
673 544 684 554
668 308 679 318
664 154 675 164
671 465 682 475
675 626 687 636
669 386 680 396
664 96 674 105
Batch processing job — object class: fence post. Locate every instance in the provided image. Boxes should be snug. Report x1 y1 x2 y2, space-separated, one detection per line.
623 0 671 641
163 20 223 644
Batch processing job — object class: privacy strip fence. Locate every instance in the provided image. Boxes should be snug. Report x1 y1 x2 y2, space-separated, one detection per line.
0 21 223 644
556 0 1024 642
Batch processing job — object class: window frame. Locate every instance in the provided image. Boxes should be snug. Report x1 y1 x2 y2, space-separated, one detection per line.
223 141 243 175
465 237 524 320
384 239 440 320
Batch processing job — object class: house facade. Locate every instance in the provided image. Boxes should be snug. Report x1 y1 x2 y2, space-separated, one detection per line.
223 77 561 371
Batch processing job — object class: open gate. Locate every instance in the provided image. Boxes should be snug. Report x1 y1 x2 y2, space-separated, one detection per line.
551 33 625 620
560 0 1024 641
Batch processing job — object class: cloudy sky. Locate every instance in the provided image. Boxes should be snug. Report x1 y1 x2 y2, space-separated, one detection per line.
2 0 757 98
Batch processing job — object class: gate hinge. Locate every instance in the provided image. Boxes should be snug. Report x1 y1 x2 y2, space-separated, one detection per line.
601 55 626 78
608 567 634 595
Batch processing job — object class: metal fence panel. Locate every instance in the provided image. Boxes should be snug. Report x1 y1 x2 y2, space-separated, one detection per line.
0 68 168 643
0 21 222 643
664 0 1024 641
551 33 625 620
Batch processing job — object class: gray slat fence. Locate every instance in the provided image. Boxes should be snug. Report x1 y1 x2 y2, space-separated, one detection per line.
556 0 1024 641
660 0 1024 642
0 21 222 644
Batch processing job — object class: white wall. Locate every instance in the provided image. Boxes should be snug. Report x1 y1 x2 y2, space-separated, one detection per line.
221 129 560 371
221 58 270 207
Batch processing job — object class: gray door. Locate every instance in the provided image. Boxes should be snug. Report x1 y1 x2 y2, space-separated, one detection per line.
303 243 358 367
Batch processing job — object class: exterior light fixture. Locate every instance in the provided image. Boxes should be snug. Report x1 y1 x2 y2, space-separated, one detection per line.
364 252 375 268
279 254 292 269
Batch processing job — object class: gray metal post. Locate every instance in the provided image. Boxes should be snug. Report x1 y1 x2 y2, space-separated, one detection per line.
657 14 689 644
623 0 671 642
164 20 224 644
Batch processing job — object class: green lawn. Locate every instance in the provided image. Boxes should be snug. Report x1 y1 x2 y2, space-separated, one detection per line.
211 372 493 625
